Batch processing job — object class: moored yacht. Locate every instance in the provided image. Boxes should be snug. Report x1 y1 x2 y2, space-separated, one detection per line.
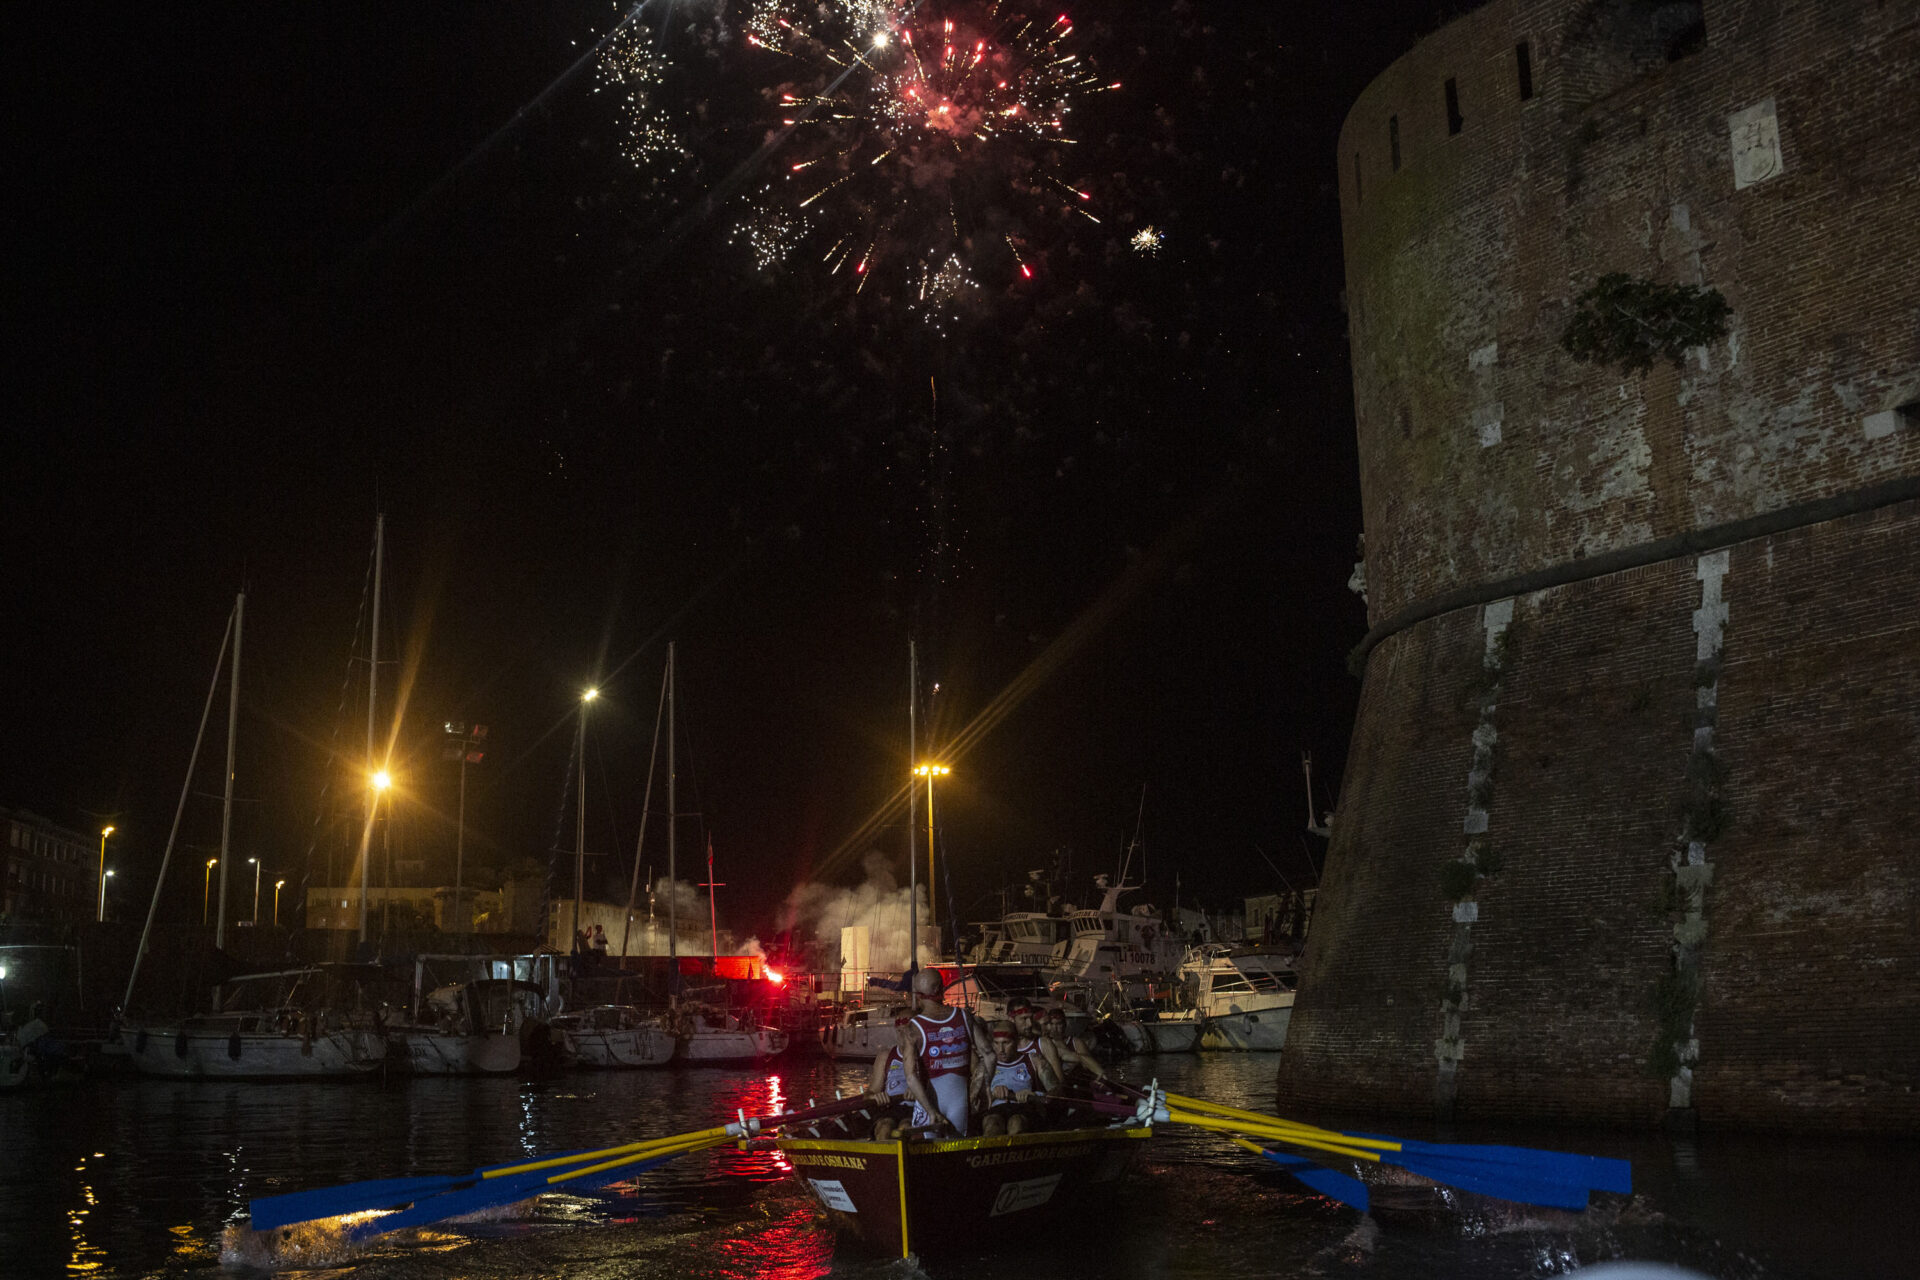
820 1003 903 1061
673 1004 787 1064
1177 945 1298 1050
551 1004 674 1068
119 966 388 1079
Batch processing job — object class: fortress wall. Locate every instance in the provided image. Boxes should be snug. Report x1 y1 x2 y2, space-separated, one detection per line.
1282 0 1919 1130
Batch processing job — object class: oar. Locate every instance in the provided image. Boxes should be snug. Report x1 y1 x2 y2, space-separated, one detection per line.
252 1094 877 1230
250 1130 731 1230
344 1133 728 1240
1151 1087 1628 1193
1116 1082 1630 1211
1228 1137 1371 1213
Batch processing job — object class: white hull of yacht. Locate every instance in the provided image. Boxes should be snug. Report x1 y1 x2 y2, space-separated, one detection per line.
675 1028 787 1064
122 1025 385 1078
821 1019 898 1061
1139 1017 1203 1053
1197 1005 1291 1051
563 1026 675 1068
391 1028 521 1075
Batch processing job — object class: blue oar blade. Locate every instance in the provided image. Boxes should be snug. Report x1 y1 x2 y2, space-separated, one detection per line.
344 1152 687 1241
1257 1150 1369 1213
1386 1151 1591 1211
1349 1132 1632 1196
250 1175 468 1231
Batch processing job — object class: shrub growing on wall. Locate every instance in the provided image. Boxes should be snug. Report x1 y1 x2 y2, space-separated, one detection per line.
1561 273 1731 372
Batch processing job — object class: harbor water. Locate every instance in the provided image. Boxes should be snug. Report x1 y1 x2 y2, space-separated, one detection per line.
2 1052 1910 1279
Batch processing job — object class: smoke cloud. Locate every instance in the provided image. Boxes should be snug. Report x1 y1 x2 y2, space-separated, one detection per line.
780 851 936 971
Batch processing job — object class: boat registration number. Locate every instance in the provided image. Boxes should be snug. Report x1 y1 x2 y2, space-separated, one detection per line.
989 1173 1064 1217
808 1179 857 1212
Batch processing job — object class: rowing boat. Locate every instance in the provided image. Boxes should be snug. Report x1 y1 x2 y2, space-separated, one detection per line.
775 1124 1148 1257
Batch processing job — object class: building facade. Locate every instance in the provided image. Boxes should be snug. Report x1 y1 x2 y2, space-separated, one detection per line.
2 808 101 922
1279 0 1919 1131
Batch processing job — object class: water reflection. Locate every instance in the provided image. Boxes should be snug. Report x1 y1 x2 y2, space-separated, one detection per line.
2 1054 1912 1278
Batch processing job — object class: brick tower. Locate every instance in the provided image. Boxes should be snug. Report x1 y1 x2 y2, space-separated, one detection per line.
1278 0 1919 1130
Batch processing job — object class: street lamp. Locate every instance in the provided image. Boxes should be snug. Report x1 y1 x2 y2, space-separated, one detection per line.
248 857 262 924
575 687 598 948
97 825 115 921
203 858 218 926
273 879 286 927
913 764 951 899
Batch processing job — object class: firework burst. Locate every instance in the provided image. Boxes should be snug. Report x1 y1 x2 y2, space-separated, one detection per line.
605 2 1118 309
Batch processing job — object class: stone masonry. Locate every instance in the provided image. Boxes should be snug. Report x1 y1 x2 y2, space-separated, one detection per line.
1279 0 1919 1131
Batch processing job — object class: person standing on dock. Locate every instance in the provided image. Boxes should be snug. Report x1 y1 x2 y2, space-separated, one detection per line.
900 969 989 1137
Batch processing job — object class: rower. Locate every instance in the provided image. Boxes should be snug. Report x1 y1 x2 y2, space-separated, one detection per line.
1043 1007 1108 1085
900 969 990 1137
865 1008 913 1141
1008 1002 1064 1092
981 1020 1043 1136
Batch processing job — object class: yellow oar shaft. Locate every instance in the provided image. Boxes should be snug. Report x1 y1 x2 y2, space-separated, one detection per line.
481 1124 735 1181
546 1133 729 1186
1161 1092 1402 1154
1165 1110 1381 1163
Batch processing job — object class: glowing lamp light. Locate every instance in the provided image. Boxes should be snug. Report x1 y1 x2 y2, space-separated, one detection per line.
583 687 599 703
371 770 392 792
765 968 785 986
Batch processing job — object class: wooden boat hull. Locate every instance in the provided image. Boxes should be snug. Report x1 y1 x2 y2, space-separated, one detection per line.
778 1125 1148 1257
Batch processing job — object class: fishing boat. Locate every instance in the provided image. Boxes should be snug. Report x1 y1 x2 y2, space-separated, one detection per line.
775 1123 1150 1257
819 1003 903 1061
551 1004 674 1067
672 1004 786 1063
119 966 388 1079
1178 944 1297 1050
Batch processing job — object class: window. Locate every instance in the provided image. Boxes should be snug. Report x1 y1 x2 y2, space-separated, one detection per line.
1389 115 1401 171
1516 41 1534 100
1445 77 1463 135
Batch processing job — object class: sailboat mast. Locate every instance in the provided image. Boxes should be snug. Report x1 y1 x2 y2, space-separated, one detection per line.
124 607 235 1011
907 639 918 974
667 642 677 987
359 514 384 943
706 837 719 960
215 590 243 949
620 661 670 960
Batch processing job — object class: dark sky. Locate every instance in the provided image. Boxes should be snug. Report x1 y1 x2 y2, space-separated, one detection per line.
6 1 1461 941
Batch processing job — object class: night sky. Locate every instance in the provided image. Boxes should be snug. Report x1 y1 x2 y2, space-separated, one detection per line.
7 1 1466 942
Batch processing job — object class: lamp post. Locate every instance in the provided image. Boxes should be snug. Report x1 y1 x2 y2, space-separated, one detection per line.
97 825 115 921
370 770 393 935
575 688 598 949
248 857 262 924
273 879 286 927
913 763 950 904
202 858 218 926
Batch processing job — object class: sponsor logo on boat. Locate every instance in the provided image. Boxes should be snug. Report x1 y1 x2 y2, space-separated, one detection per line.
808 1178 857 1212
789 1153 869 1171
989 1173 1063 1216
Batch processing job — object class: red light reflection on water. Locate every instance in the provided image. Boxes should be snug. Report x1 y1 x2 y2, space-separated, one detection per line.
712 1203 833 1279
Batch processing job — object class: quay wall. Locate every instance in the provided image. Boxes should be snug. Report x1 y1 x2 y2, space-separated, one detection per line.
1279 0 1920 1131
